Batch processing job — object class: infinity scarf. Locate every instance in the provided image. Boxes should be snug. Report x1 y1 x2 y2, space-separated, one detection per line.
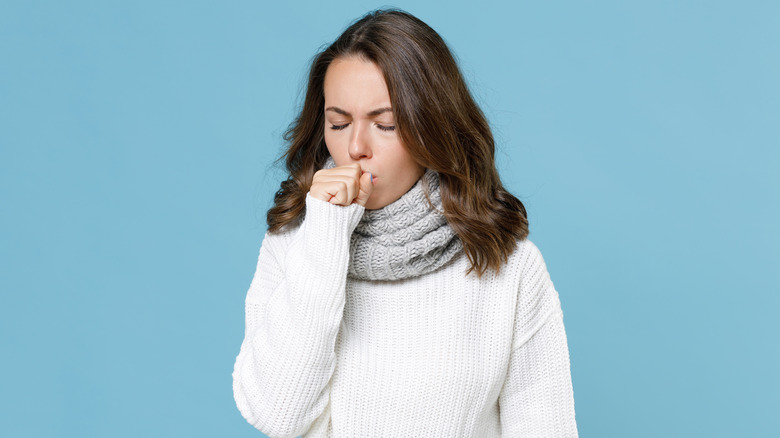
321 156 463 281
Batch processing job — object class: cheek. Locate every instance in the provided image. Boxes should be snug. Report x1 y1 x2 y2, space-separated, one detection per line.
385 154 419 184
397 146 419 172
323 127 334 145
323 131 343 158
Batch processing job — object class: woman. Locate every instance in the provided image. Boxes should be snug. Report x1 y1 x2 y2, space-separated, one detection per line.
232 8 578 437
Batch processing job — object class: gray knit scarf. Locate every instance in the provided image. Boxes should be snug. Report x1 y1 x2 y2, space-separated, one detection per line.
321 156 463 281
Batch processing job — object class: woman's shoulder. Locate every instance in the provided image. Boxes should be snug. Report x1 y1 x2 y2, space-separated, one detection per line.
463 238 543 284
492 237 555 288
257 221 302 261
507 237 547 269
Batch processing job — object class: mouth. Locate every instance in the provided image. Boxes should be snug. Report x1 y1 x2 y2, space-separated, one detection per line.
362 169 376 179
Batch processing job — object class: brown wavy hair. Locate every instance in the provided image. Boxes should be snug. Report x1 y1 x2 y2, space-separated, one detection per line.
267 8 529 277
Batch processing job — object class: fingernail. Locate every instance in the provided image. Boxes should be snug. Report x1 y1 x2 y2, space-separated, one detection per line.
369 172 374 184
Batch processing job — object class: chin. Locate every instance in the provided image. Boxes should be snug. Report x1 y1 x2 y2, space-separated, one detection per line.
364 197 385 210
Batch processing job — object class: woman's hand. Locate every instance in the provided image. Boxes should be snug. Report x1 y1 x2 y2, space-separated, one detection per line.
310 163 375 207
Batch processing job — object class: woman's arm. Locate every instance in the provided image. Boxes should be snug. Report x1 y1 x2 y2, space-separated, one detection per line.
498 241 578 437
232 194 365 438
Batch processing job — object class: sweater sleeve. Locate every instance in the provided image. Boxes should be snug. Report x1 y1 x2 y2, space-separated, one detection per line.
232 194 365 438
498 240 578 437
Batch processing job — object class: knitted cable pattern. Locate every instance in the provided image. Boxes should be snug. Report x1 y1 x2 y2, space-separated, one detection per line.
321 156 463 280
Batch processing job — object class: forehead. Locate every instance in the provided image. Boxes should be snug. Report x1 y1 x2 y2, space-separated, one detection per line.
323 57 390 107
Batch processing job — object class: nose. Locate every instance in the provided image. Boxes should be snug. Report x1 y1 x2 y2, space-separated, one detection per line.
348 121 372 161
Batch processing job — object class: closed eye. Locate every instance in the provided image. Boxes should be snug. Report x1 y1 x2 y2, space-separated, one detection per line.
329 123 396 132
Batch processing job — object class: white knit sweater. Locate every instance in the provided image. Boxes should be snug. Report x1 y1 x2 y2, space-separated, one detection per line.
232 194 578 437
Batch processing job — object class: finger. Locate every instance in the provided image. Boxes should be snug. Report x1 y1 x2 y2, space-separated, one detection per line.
317 176 358 204
314 163 362 180
327 180 352 205
353 171 375 207
311 164 363 205
310 180 347 205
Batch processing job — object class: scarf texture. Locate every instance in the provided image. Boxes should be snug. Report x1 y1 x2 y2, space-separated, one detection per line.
320 156 463 281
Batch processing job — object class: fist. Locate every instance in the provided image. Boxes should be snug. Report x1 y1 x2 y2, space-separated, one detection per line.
309 163 375 207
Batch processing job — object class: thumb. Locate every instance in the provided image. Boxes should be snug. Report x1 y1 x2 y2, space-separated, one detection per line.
353 171 375 207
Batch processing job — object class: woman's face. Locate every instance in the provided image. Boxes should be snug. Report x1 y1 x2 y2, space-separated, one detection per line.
323 56 425 210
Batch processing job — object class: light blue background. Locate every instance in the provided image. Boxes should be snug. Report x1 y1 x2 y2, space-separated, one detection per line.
1 1 778 437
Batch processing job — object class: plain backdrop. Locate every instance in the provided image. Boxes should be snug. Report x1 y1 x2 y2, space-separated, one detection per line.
1 1 778 437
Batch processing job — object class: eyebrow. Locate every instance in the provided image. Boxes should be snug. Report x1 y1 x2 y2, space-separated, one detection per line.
325 106 393 117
